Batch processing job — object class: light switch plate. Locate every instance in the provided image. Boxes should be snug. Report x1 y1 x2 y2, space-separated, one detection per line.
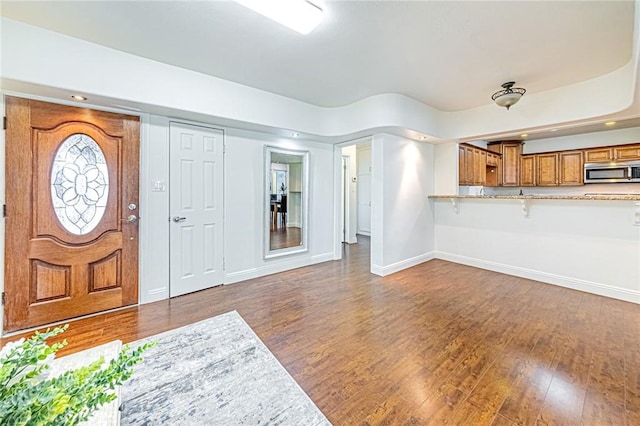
152 180 166 192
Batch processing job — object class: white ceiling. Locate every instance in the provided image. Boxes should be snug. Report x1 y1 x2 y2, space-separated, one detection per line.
1 0 635 112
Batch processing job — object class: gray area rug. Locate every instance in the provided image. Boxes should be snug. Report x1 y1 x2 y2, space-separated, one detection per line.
120 311 331 425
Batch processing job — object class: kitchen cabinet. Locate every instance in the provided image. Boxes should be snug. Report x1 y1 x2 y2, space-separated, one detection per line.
488 141 522 186
459 144 493 186
486 152 500 187
584 147 613 163
487 152 499 167
614 145 640 161
458 145 467 185
585 144 640 162
465 146 475 185
536 153 559 186
521 155 535 186
533 150 584 187
474 149 486 185
558 151 583 185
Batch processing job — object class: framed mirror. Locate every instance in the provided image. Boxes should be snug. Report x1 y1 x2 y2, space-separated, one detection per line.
264 146 309 258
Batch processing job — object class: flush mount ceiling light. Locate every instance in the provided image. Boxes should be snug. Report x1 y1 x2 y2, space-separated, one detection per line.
491 81 526 110
71 95 87 101
234 0 324 35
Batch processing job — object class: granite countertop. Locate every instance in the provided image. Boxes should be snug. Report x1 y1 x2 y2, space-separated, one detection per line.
428 194 640 201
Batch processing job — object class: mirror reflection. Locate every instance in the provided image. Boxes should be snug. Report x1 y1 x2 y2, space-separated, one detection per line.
265 147 308 258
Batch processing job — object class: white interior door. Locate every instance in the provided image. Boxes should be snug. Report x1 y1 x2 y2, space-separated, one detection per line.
169 122 224 297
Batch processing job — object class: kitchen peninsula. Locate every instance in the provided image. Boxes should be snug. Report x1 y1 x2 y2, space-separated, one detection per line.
428 193 640 304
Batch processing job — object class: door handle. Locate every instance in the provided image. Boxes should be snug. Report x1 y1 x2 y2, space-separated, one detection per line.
172 216 187 223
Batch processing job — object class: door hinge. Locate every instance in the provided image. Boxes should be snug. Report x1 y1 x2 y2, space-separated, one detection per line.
2 204 5 218
223 258 226 271
1 292 5 306
223 143 226 154
2 116 6 130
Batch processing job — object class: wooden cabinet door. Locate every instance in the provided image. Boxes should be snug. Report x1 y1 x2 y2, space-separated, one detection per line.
465 146 475 185
520 155 536 186
536 153 559 186
614 145 640 161
4 97 140 332
559 151 584 186
502 144 522 186
476 150 487 186
584 148 613 163
458 145 468 185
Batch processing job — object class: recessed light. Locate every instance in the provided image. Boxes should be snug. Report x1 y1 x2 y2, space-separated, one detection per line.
550 128 559 132
420 136 427 141
520 133 528 138
71 95 87 101
292 132 300 138
605 121 616 126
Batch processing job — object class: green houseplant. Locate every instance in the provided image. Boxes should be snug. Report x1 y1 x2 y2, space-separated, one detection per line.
0 325 154 426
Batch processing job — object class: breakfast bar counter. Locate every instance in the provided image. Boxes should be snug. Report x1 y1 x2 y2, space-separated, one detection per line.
428 193 640 304
429 194 640 201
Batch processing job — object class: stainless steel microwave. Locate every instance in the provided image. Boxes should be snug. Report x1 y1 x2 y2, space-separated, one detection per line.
584 160 640 183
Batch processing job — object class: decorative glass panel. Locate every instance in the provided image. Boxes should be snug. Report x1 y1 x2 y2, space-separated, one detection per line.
50 134 109 235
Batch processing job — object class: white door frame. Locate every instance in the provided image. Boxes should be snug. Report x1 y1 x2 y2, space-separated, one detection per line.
332 137 373 261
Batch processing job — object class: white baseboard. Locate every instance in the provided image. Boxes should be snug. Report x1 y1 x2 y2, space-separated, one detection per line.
434 251 640 304
140 286 169 304
224 252 334 285
371 251 435 277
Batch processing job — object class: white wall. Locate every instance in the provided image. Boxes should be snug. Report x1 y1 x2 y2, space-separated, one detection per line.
223 129 335 284
136 117 335 303
433 142 458 195
433 198 640 303
139 115 171 303
371 134 435 276
523 126 640 154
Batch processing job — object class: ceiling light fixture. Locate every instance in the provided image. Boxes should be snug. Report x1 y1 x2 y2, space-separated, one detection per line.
71 95 87 101
520 133 528 138
234 0 324 35
491 81 526 110
605 121 616 126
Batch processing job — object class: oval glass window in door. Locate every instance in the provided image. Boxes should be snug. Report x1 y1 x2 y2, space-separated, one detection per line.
50 134 109 235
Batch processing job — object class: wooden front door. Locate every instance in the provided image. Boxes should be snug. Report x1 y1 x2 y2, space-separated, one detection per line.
4 97 140 332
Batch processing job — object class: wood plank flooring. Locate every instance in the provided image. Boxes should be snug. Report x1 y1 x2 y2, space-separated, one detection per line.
2 236 638 425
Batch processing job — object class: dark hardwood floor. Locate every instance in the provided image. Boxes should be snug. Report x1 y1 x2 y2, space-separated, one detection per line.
2 237 639 425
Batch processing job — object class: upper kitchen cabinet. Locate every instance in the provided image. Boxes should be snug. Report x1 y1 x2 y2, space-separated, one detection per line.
584 147 614 163
614 144 640 161
459 144 497 186
533 150 584 187
536 153 559 186
558 151 584 185
585 143 640 162
520 155 535 186
488 141 522 186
